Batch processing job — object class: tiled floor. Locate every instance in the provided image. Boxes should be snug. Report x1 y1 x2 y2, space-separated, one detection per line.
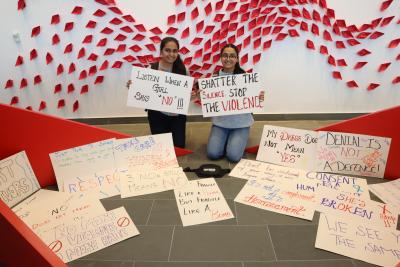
68 120 390 267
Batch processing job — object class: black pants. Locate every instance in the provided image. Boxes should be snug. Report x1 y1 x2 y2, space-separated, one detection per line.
147 110 186 148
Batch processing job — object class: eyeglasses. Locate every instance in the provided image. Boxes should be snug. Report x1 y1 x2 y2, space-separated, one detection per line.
221 54 237 59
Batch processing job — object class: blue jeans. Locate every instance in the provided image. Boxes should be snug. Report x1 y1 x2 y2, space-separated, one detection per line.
207 125 250 163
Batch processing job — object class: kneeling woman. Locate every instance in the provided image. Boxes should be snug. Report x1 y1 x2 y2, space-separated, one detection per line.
207 44 264 162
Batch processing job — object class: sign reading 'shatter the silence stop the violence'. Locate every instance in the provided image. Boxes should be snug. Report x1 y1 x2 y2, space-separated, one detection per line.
198 73 264 117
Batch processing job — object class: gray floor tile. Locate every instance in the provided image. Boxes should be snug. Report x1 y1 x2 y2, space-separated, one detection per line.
236 203 319 225
81 226 173 261
352 259 380 267
68 260 133 267
215 177 247 199
134 262 242 267
100 199 153 225
147 199 237 226
268 225 346 260
243 260 355 267
170 225 275 261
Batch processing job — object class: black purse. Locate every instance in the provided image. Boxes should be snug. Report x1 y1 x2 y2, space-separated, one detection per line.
183 164 230 178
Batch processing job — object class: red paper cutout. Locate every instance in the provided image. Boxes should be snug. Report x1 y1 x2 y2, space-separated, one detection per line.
20 78 27 89
51 14 60 24
205 3 212 15
34 75 42 85
64 22 74 32
94 76 104 84
77 48 85 59
99 60 109 70
311 24 319 35
87 53 98 61
17 0 26 10
378 62 391 72
150 27 162 35
52 34 60 45
392 76 400 84
114 34 127 41
116 44 126 52
367 83 380 91
10 96 19 105
388 38 400 48
167 15 175 25
204 25 215 34
54 84 62 93
312 10 321 21
166 27 178 35
122 14 135 23
26 106 32 110
337 59 347 67
57 64 64 75
357 49 371 56
347 39 360 46
71 6 82 14
226 2 237 11
67 84 75 93
302 8 311 20
306 40 315 50
73 101 79 112
31 26 40 37
46 53 53 64
132 34 145 41
275 33 288 41
370 31 384 39
120 26 133 33
109 17 122 25
5 79 13 89
380 0 393 11
181 28 190 39
64 43 73 54
96 38 107 47
272 26 283 34
278 7 290 15
79 70 87 80
327 55 336 66
253 54 261 64
263 40 272 50
134 24 146 32
88 66 97 76
57 99 65 109
371 18 382 28
112 61 123 68
381 16 394 27
81 84 89 94
324 30 334 41
30 49 38 60
86 20 97 28
300 21 308 31
332 71 342 80
191 7 199 19
15 55 23 66
336 41 345 49
319 45 328 55
129 45 141 52
82 35 93 44
240 54 248 65
108 7 122 15
101 27 113 34
354 62 367 69
357 32 371 39
346 81 358 88
93 9 106 17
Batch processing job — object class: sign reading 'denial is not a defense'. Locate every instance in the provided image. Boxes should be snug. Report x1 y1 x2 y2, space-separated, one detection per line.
316 131 391 178
127 67 194 115
198 73 264 117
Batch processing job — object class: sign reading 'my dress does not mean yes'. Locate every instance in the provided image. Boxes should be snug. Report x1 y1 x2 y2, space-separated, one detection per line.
198 73 263 117
127 67 194 115
256 125 318 170
316 131 391 178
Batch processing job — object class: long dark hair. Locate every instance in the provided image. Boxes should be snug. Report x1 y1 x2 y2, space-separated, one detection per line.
220 44 245 74
160 37 187 75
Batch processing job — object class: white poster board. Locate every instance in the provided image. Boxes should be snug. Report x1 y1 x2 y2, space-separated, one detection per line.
0 151 40 208
316 213 400 267
256 125 317 170
127 66 193 115
234 177 317 220
120 167 188 198
174 178 234 226
316 131 391 178
114 133 178 171
41 207 140 263
369 179 400 208
198 73 263 117
316 187 399 229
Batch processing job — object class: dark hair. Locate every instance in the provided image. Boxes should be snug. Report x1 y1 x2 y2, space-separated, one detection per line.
220 44 245 74
160 37 187 75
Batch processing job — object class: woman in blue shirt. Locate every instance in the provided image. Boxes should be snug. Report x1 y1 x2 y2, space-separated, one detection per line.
207 44 264 162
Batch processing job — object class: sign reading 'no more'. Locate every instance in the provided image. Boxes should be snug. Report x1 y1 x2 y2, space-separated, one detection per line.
127 67 194 115
198 73 264 117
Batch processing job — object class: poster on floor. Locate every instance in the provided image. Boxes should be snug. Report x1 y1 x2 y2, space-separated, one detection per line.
120 167 188 198
0 151 40 208
40 207 140 263
114 133 178 172
234 176 317 220
369 179 400 208
229 158 308 181
316 187 399 229
174 178 234 226
256 125 318 170
315 131 391 178
49 139 118 196
315 212 400 267
198 73 263 117
127 66 194 115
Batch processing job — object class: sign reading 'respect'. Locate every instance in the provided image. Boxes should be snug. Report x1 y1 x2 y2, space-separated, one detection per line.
127 67 193 115
198 73 263 117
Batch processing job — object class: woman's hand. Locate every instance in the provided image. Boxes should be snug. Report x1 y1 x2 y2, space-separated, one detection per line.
126 80 132 89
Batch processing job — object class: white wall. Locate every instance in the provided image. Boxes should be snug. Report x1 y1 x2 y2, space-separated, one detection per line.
0 0 399 118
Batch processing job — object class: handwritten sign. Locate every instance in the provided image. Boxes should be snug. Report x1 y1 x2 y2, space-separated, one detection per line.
315 213 400 266
198 73 263 117
316 187 398 229
369 179 400 208
316 131 391 178
127 66 193 115
114 133 178 171
234 177 317 220
256 125 317 170
49 139 117 192
174 178 234 226
40 207 140 263
0 151 40 208
120 167 188 198
230 159 308 181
